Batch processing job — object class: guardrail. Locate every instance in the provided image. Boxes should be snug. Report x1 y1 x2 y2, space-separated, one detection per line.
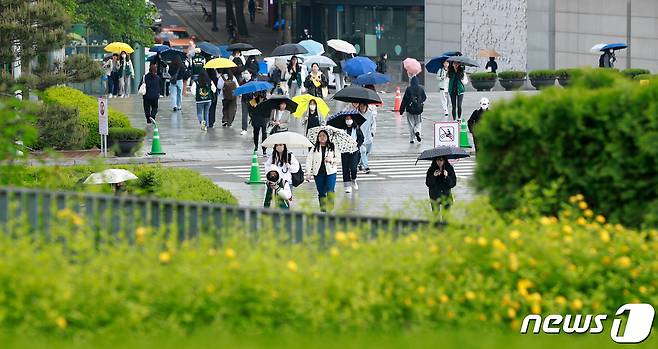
0 187 429 242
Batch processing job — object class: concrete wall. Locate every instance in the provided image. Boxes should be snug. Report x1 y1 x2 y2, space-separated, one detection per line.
527 0 554 70
425 0 462 62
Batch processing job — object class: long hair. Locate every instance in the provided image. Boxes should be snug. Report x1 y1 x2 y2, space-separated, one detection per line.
313 130 335 152
429 156 453 173
271 144 290 167
172 55 183 69
448 63 464 79
198 69 211 86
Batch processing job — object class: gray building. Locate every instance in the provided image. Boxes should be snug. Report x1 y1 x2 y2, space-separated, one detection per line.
426 0 658 72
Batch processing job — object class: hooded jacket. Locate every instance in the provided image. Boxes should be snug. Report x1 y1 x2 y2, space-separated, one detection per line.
425 160 456 200
400 76 427 115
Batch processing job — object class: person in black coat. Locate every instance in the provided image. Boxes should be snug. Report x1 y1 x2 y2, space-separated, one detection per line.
245 55 259 76
249 93 270 156
485 57 498 74
467 97 489 152
425 156 456 213
339 115 364 193
139 63 162 124
376 53 387 74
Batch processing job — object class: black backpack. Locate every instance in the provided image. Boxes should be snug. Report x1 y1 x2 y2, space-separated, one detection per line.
407 93 424 115
289 154 304 187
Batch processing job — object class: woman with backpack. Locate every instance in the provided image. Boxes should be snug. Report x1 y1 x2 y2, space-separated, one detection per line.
448 61 469 120
195 70 216 131
218 70 239 127
399 75 427 144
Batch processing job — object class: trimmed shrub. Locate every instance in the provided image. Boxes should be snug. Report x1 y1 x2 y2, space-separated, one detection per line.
621 68 650 79
475 69 658 228
14 165 238 205
469 72 497 81
555 68 576 79
108 127 146 141
497 71 526 80
634 73 658 81
528 69 557 80
32 103 88 150
42 86 131 149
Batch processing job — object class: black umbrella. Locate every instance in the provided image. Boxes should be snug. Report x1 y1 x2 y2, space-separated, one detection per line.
326 110 366 129
254 95 298 115
446 56 479 67
270 43 308 57
333 86 382 104
227 43 254 51
416 146 470 165
159 49 187 62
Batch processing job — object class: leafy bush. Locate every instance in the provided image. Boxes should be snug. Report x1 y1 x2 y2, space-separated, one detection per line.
497 71 526 80
475 69 658 228
634 73 658 81
528 69 557 80
12 164 238 205
555 69 577 79
469 72 497 81
42 86 131 149
32 103 88 150
0 98 37 159
108 127 146 141
0 198 654 337
621 68 650 79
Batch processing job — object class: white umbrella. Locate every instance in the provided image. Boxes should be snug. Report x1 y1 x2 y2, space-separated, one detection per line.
306 126 358 154
303 55 337 68
327 39 356 54
261 131 313 149
590 43 606 52
242 48 262 56
84 169 138 184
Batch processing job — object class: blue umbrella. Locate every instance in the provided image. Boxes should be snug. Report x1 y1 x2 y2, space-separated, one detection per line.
299 40 324 56
354 72 391 85
343 57 377 77
601 43 627 51
233 81 273 96
197 41 222 57
218 45 231 58
150 44 170 53
425 55 450 74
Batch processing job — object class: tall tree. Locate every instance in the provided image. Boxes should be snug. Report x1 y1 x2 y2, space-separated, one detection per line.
234 0 249 37
76 0 155 45
0 0 70 68
280 0 297 43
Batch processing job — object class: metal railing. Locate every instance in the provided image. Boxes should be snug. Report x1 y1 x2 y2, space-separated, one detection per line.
0 187 429 242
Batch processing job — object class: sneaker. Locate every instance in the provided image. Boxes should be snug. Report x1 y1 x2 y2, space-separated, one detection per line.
201 120 207 130
415 132 421 142
222 122 228 127
352 180 359 190
358 165 363 171
364 168 370 174
241 130 247 136
410 140 414 144
108 95 114 99
345 186 352 194
173 107 177 111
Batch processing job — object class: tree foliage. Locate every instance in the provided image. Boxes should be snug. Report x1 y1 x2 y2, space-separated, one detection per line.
75 0 155 45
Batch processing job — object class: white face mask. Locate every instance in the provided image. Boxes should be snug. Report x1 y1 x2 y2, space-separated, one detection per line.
243 72 251 80
346 120 353 126
121 54 126 58
481 103 489 110
309 105 316 111
223 74 229 79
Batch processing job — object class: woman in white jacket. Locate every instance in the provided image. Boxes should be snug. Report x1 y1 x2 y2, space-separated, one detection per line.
436 60 450 118
305 130 338 212
264 143 300 186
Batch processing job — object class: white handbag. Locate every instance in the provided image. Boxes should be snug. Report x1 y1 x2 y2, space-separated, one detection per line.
138 74 147 96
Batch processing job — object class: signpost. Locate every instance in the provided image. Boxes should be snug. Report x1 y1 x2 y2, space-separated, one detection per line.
98 97 109 157
433 121 460 148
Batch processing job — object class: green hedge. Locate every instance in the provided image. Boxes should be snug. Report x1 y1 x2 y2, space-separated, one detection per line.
42 86 131 149
32 103 88 150
14 165 237 205
555 69 577 79
497 71 526 80
475 69 658 228
108 127 146 141
469 72 497 81
621 68 650 79
528 69 557 80
634 73 658 81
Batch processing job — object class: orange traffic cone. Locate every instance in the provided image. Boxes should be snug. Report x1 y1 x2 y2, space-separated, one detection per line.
392 86 402 112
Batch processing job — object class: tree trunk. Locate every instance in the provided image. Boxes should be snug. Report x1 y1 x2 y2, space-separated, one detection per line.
225 0 237 29
234 0 249 37
283 4 292 43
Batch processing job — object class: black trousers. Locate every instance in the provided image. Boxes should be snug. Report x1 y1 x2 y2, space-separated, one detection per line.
208 93 219 128
341 151 360 182
450 93 464 120
253 124 267 152
143 97 158 123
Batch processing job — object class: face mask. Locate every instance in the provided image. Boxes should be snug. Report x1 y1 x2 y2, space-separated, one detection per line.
121 54 126 58
223 74 229 79
243 73 251 80
346 120 353 126
309 105 316 111
481 103 489 110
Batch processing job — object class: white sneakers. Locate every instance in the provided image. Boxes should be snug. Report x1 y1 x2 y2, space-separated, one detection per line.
352 180 359 190
345 186 352 193
345 180 358 193
240 130 247 136
201 121 207 131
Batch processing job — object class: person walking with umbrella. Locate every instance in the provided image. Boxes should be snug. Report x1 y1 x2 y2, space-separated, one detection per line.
599 49 616 68
336 115 364 193
118 51 135 98
263 170 293 209
304 63 328 98
250 93 270 156
305 130 338 212
399 75 426 144
304 99 322 135
269 101 291 134
426 156 456 213
264 143 300 193
218 71 239 127
485 57 498 74
288 56 303 97
436 60 451 118
357 103 376 173
448 61 468 120
110 54 120 98
240 70 257 135
138 63 162 124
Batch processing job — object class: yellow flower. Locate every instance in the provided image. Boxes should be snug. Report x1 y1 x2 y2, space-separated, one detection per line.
491 261 502 270
570 299 583 312
575 194 584 201
531 303 541 314
159 251 171 264
463 236 473 244
601 256 611 265
579 201 588 210
614 224 624 231
55 316 67 329
584 209 594 218
477 237 488 247
135 227 147 245
404 298 412 306
509 230 521 240
528 258 537 267
439 294 449 303
465 291 476 301
511 319 521 331
224 248 236 260
540 217 552 226
351 242 360 250
335 232 347 243
569 195 579 204
206 284 216 294
507 308 517 319
508 254 519 272
630 268 640 279
417 286 426 295
517 279 533 296
492 239 506 251
71 214 84 226
330 247 340 257
228 261 240 270
562 225 573 234
426 298 436 306
287 260 298 273
577 217 587 226
616 256 631 269
407 234 419 243
208 248 217 256
447 311 455 319
639 286 647 294
347 232 358 242
599 230 610 243
596 215 606 224
555 296 567 306
479 314 487 321
429 244 438 254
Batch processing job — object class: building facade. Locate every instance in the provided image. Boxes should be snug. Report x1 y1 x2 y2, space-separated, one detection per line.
426 0 658 73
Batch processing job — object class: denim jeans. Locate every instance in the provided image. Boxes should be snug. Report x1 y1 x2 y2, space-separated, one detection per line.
360 142 373 169
314 172 336 212
170 80 183 109
196 101 211 124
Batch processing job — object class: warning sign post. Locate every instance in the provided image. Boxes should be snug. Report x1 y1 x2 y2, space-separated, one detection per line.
433 121 460 148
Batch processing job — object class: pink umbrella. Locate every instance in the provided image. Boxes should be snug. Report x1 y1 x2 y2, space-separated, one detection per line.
403 58 422 76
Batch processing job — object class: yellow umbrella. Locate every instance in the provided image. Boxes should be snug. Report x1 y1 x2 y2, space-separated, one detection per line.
204 58 238 69
477 49 501 58
292 94 330 118
104 42 134 54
